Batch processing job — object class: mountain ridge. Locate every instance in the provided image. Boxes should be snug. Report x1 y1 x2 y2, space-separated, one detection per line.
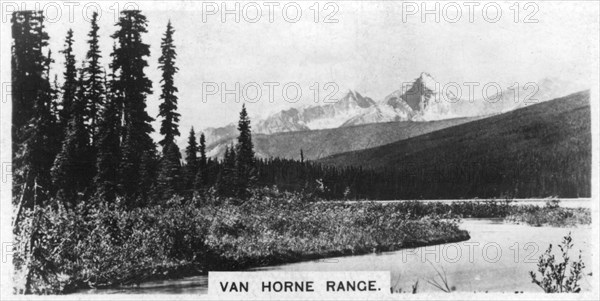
201 73 584 146
196 73 587 164
207 116 482 160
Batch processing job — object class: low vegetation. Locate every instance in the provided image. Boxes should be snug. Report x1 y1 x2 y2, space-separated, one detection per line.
15 193 589 294
505 206 591 227
530 233 586 293
13 188 470 294
372 200 591 227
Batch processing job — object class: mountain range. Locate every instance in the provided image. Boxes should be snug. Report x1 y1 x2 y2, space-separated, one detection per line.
201 73 585 159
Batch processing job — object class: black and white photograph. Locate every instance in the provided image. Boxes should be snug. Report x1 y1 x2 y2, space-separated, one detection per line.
0 0 598 298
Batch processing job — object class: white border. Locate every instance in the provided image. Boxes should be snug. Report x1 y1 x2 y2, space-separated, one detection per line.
0 1 598 300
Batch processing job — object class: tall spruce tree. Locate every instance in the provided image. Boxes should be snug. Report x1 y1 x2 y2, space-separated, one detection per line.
59 29 77 131
216 145 237 197
93 43 122 203
11 11 57 208
157 20 180 148
199 133 207 169
156 21 181 199
235 104 256 199
111 10 155 205
184 127 199 191
194 133 208 190
84 11 105 146
45 50 63 159
107 42 123 136
51 65 92 205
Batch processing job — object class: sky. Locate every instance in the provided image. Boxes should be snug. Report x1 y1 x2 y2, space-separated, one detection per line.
13 0 600 141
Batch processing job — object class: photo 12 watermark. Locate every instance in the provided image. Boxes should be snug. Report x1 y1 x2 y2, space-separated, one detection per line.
199 1 340 23
1 1 140 23
400 1 539 23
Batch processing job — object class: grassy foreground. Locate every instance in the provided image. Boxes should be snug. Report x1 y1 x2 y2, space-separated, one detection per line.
13 188 469 294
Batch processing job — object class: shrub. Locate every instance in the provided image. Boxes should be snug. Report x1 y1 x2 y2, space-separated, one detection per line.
505 206 591 227
529 233 586 293
13 197 211 294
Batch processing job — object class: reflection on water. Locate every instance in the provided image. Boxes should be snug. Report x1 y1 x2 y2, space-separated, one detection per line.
75 218 592 294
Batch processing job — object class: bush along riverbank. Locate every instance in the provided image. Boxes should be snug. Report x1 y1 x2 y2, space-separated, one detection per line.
13 188 469 294
504 206 591 227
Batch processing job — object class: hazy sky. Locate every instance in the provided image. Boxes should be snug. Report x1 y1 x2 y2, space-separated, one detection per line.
23 1 600 140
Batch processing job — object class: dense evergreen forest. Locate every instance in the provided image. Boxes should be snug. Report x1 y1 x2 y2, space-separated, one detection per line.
11 10 265 210
9 9 399 208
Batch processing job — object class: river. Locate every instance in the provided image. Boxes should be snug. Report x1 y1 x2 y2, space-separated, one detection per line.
76 218 592 294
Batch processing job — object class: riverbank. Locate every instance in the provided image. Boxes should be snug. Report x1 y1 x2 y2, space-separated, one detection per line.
76 219 592 294
32 192 590 294
21 188 469 294
74 198 591 293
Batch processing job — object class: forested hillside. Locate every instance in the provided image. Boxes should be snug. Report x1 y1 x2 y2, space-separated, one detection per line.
318 91 592 198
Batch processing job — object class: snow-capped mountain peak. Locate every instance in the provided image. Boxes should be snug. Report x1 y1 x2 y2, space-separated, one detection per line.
202 73 586 147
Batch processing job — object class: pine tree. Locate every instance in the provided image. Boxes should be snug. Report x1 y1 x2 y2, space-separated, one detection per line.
199 133 207 170
194 133 208 190
216 145 237 197
184 127 198 191
112 10 155 204
84 11 105 146
51 65 92 205
157 20 180 148
59 29 77 131
11 11 56 208
154 20 182 199
235 104 256 199
45 50 63 158
94 44 122 203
